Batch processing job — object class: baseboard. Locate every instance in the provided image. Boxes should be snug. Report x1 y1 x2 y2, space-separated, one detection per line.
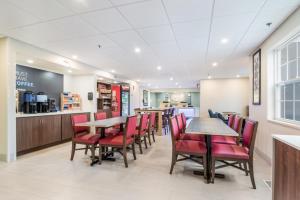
255 148 272 166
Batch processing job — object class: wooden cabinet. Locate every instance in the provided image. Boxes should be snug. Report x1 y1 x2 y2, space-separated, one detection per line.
17 112 90 155
273 137 300 200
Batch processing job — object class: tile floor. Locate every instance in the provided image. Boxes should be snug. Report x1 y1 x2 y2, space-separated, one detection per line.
0 136 271 200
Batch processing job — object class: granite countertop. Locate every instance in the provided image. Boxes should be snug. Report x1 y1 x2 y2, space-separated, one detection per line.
16 110 89 118
273 134 300 151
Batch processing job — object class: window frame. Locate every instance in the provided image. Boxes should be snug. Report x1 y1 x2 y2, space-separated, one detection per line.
274 33 300 125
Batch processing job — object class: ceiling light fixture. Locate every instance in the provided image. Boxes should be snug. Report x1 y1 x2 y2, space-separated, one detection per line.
212 62 218 67
147 83 151 87
136 79 140 82
170 77 173 81
72 55 78 59
157 66 162 70
178 85 182 88
175 82 179 85
27 59 34 64
111 69 115 73
134 47 141 53
68 70 72 73
208 74 212 79
236 74 240 78
99 77 103 80
221 38 229 44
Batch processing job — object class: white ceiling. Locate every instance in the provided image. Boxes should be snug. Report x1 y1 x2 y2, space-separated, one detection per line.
1 0 299 88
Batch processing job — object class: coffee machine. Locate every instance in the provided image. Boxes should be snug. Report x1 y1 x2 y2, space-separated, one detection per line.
36 92 49 113
48 98 57 112
23 91 37 114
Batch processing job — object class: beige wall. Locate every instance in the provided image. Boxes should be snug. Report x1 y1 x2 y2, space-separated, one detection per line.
200 78 250 117
250 8 300 163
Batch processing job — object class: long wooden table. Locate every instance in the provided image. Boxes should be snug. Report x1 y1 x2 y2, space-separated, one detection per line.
135 108 169 136
185 117 238 183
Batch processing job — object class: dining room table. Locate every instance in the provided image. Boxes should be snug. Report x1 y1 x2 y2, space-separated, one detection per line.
185 117 239 183
75 116 128 166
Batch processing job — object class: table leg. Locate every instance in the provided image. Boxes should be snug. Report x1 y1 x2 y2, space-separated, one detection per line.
157 111 163 136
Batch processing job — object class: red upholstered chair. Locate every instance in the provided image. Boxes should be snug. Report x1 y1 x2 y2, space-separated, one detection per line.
147 112 156 145
70 114 100 164
135 113 150 154
111 111 121 130
98 115 137 168
227 114 235 128
94 112 119 136
169 116 207 178
211 119 259 189
211 115 242 145
176 114 204 141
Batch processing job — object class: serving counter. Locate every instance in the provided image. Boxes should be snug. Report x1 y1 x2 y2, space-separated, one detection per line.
16 111 90 155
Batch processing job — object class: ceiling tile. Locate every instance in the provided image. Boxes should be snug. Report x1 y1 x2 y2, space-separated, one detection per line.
110 0 147 6
108 30 145 47
118 0 169 28
163 0 213 22
172 20 210 39
81 8 131 33
57 0 112 13
9 0 74 20
138 25 175 44
0 1 39 31
214 0 265 17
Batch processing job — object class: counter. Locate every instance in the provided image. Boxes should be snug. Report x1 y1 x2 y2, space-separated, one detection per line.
272 134 300 200
16 110 88 118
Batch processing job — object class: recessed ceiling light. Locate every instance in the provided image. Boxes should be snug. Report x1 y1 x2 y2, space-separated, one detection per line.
68 70 72 73
157 66 162 70
72 55 77 59
147 83 151 87
136 79 140 82
212 62 218 67
134 47 141 53
221 38 229 44
175 82 179 85
208 75 212 79
236 74 240 78
170 77 174 81
178 85 182 88
27 59 34 64
111 69 115 73
99 77 103 80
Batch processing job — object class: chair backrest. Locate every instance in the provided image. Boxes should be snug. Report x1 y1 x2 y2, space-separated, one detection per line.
242 120 258 157
181 113 187 129
124 115 137 139
138 113 149 134
176 114 184 133
170 108 175 117
94 112 107 121
148 112 156 129
208 109 218 118
71 114 90 135
112 111 120 118
227 114 235 128
169 117 180 147
233 115 243 135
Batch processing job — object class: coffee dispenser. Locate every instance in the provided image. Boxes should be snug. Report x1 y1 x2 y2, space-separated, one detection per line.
23 91 37 114
48 98 57 112
36 92 49 113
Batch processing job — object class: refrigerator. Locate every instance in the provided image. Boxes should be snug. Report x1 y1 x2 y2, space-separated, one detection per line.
121 85 130 116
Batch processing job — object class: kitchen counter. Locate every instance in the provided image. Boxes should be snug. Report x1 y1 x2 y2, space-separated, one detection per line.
273 134 300 151
16 110 88 118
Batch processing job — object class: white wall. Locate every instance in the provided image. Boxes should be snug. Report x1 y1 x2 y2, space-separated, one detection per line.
249 8 300 163
200 78 250 117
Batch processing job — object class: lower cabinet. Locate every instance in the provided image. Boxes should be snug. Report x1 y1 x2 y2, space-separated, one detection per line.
17 112 90 155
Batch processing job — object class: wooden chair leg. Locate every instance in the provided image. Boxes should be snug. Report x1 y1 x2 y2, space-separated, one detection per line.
123 147 128 168
211 157 216 183
137 136 143 154
169 152 178 174
144 135 148 149
202 155 207 180
243 162 249 176
85 145 89 155
70 142 76 161
248 160 256 189
152 130 155 142
148 132 152 146
90 145 95 165
132 143 136 160
98 145 103 165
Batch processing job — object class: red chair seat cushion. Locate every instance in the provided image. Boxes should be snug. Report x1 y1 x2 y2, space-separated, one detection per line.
212 136 237 145
212 143 249 160
180 133 205 141
99 135 134 146
175 140 207 154
73 133 100 145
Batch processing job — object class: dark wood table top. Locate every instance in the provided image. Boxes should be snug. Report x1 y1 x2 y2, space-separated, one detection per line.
76 116 127 128
185 117 238 136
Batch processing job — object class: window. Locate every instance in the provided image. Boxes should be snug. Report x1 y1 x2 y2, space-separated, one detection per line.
275 34 300 124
